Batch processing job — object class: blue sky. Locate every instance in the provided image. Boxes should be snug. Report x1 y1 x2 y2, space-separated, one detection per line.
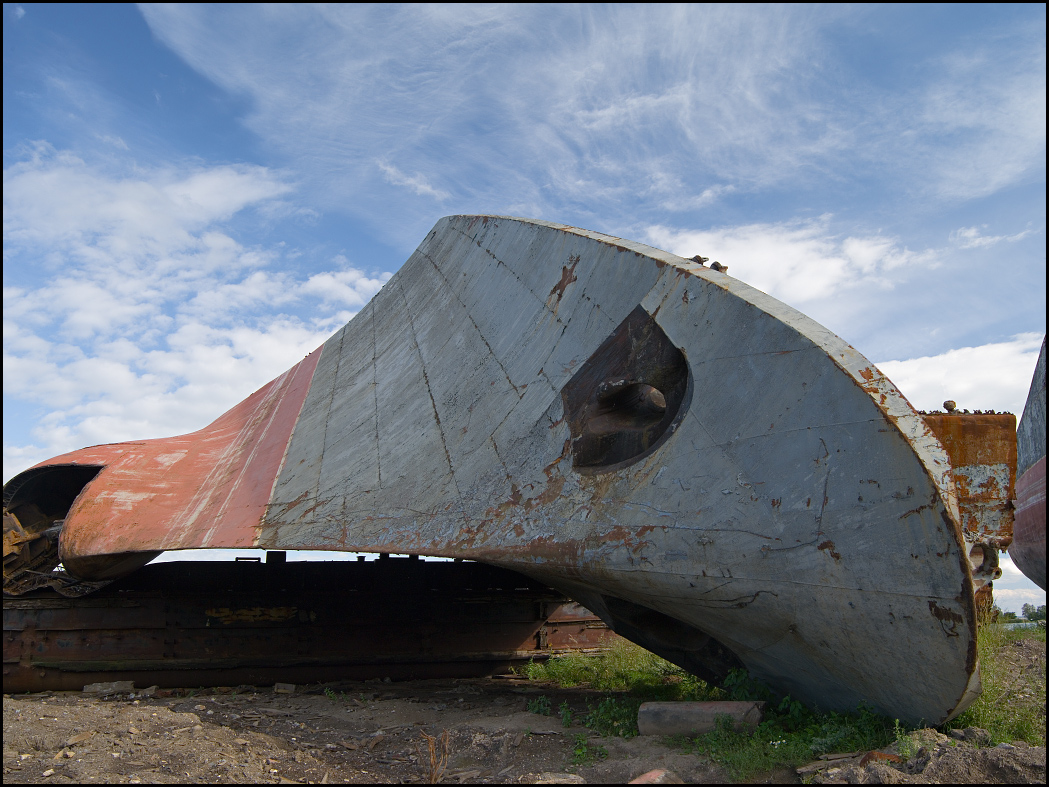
3 4 1045 610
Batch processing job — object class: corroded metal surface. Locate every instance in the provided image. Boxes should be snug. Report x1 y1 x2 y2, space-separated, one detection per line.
1012 337 1046 590
3 559 616 692
922 412 1017 610
921 413 1016 545
4 216 978 724
3 349 321 581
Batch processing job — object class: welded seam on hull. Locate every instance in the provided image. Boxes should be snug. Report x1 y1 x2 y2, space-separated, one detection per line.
709 416 895 446
406 245 540 491
448 223 578 395
396 279 468 519
559 565 973 604
252 349 329 548
316 326 348 505
678 407 776 526
450 223 569 331
814 442 832 538
422 251 522 398
685 347 821 364
568 571 970 609
459 219 618 347
646 274 683 320
487 374 563 470
265 348 325 514
371 306 383 489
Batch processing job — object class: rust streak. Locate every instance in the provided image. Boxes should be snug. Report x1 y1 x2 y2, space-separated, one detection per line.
548 256 579 302
817 540 842 561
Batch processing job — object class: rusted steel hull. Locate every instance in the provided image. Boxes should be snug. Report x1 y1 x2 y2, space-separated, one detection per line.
3 559 614 693
921 413 1016 545
922 413 1017 612
4 216 979 724
1011 338 1046 590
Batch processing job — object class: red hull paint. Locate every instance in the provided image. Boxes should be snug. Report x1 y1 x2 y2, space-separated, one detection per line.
50 349 322 572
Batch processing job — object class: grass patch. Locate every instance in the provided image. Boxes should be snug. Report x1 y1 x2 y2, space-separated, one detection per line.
945 622 1046 746
676 698 899 780
523 627 1045 780
522 638 713 700
524 640 900 778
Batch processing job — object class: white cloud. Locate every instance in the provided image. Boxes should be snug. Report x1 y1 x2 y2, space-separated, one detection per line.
377 162 450 201
135 4 1045 241
3 145 291 266
950 225 1034 249
643 216 938 306
3 148 392 482
301 263 392 308
993 586 1047 614
875 333 1044 415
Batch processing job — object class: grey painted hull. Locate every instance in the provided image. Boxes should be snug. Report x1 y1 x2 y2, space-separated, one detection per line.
10 216 978 724
265 216 977 723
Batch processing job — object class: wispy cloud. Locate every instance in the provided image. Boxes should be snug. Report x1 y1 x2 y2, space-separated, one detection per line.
136 5 1045 240
96 134 129 150
377 162 450 201
3 147 391 481
950 225 1034 249
643 216 938 306
918 46 1046 200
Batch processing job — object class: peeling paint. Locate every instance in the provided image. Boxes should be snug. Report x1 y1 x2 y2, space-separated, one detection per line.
4 215 979 725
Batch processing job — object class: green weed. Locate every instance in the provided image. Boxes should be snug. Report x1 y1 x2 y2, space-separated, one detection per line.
582 696 642 738
527 695 552 716
570 733 608 767
559 700 574 728
680 702 898 780
945 623 1046 745
894 719 919 759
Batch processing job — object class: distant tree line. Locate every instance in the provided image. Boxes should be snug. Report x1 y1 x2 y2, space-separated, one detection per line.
1021 603 1047 621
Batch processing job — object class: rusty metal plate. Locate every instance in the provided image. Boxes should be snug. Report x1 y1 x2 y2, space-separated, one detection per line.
4 216 978 724
922 413 1016 545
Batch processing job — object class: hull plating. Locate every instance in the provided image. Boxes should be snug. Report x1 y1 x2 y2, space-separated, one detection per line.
5 216 978 724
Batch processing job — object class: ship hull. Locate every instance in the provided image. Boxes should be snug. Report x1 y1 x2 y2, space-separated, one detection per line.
5 216 978 724
1011 337 1046 591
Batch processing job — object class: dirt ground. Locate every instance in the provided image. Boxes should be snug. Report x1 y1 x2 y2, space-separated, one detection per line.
2 677 730 785
3 637 1045 784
